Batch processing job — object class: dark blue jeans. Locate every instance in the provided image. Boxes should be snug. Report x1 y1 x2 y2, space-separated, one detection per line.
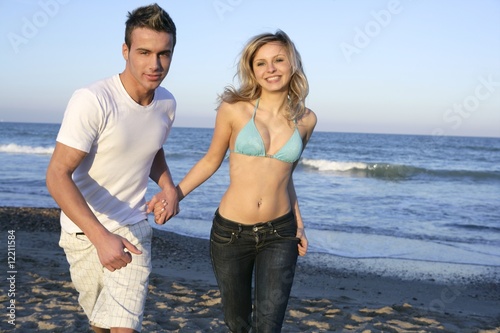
210 209 300 333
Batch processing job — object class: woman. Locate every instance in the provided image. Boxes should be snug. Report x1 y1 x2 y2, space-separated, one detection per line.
157 30 316 332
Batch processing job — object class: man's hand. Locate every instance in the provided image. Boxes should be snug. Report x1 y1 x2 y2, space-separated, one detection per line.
146 185 180 224
94 232 142 272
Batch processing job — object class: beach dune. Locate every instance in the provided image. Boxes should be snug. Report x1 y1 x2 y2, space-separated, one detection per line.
1 207 499 332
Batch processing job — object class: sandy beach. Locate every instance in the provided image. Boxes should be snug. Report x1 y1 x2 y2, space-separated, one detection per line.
1 207 499 332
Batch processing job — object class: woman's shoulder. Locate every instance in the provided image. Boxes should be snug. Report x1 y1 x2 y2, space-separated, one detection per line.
299 107 318 129
218 100 255 117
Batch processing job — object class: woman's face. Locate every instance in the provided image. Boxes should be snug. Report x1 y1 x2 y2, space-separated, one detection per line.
252 42 292 93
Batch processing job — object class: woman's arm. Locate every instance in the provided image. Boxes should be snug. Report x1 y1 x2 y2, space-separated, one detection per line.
177 102 234 200
148 103 234 221
288 176 308 256
290 107 318 256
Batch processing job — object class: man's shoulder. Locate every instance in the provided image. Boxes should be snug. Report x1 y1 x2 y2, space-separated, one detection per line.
83 75 118 92
155 85 175 101
70 75 122 104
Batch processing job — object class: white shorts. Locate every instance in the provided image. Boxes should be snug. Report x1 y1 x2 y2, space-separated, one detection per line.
59 220 152 331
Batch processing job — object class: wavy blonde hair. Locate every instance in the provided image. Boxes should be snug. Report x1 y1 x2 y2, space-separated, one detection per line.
219 30 309 121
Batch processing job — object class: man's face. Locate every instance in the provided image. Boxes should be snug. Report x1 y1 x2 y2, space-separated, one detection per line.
122 27 174 95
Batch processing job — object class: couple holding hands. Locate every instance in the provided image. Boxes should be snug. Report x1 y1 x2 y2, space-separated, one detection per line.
46 3 316 333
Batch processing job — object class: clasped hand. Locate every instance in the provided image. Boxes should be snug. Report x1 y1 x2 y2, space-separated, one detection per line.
146 187 180 224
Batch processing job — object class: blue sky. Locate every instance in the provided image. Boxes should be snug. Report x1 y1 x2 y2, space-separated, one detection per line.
1 0 499 137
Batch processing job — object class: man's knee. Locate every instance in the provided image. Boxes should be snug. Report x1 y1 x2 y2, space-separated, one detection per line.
91 326 110 333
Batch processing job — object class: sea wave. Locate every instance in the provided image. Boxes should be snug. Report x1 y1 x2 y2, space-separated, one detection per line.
444 223 500 234
0 143 54 155
300 158 500 181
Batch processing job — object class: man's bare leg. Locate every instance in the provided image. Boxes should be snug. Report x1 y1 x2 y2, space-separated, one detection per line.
91 327 110 333
92 327 137 333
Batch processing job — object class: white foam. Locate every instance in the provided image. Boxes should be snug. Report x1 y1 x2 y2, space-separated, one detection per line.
301 158 368 172
0 143 54 155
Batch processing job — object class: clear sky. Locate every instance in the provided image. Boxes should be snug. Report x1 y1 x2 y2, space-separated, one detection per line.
1 0 499 137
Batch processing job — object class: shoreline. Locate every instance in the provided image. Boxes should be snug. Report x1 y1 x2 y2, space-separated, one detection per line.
147 214 500 275
1 207 499 332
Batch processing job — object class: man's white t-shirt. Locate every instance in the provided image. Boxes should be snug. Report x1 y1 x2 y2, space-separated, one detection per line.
56 74 176 233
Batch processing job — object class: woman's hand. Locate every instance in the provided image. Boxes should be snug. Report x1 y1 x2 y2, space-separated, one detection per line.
296 227 308 256
146 185 180 224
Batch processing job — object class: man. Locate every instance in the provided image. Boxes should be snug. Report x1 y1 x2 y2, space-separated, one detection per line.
46 4 178 332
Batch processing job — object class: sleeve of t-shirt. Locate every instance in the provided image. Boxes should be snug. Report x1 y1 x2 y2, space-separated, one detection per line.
56 88 103 153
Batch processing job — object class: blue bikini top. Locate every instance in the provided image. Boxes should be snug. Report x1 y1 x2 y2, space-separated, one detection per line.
232 99 303 163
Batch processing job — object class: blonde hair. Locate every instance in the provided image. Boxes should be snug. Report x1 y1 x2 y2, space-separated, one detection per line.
220 30 309 121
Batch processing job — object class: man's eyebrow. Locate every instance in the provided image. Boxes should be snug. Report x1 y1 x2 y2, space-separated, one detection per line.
135 47 172 54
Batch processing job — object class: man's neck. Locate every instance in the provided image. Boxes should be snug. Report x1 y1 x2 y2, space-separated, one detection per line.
119 72 155 106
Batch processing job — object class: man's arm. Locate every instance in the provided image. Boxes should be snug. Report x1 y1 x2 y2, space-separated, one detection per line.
146 147 179 224
46 142 141 271
148 102 233 222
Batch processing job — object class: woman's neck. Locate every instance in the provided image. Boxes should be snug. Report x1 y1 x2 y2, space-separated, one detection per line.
258 92 289 115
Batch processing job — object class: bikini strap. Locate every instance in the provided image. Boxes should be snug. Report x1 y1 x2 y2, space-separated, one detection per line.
253 98 260 118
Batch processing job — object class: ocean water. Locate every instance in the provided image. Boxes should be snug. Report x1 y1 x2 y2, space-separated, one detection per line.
1 122 499 277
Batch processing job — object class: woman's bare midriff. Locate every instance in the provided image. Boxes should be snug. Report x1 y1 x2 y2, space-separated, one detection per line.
218 154 294 224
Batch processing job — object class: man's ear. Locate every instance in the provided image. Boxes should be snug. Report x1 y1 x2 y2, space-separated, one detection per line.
122 43 129 61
